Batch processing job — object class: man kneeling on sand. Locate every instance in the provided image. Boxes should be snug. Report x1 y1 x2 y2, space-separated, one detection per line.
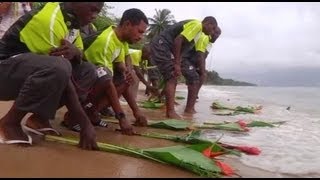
0 2 104 150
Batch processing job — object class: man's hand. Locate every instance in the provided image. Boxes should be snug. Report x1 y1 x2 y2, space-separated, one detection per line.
133 112 148 127
79 123 99 150
119 119 135 135
49 39 82 62
124 69 134 85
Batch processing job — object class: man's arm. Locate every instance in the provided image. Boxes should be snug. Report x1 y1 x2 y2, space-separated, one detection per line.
64 80 98 150
196 51 208 85
173 35 186 77
133 65 149 86
125 52 133 71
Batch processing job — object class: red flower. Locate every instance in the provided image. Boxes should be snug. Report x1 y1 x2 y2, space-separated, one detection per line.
235 146 261 155
236 120 247 127
215 161 234 176
236 120 250 131
202 146 225 158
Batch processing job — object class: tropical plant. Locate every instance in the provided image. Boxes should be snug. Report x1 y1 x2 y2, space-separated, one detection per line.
147 8 176 41
31 2 47 10
211 101 263 116
92 4 115 31
103 119 250 132
45 135 226 177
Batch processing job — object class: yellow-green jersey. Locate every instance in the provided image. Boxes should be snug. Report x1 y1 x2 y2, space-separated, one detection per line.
84 26 129 74
194 32 212 53
129 49 142 67
159 19 203 48
0 2 83 59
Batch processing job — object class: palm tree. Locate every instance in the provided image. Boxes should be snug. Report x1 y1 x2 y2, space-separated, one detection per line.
147 8 176 41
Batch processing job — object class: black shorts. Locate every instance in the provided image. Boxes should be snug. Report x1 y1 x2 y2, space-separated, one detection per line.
150 37 174 81
181 56 200 85
147 67 161 81
72 61 100 102
95 66 113 81
0 53 72 119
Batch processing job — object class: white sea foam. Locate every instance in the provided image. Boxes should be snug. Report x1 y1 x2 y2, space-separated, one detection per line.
183 85 320 177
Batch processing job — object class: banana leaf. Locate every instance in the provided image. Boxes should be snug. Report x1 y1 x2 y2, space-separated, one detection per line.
143 145 222 177
212 111 246 116
103 119 248 132
139 101 164 109
138 130 241 157
148 119 191 130
247 120 286 127
102 118 190 130
45 135 224 178
204 120 286 128
211 102 261 115
45 135 164 163
139 130 212 145
234 106 255 113
195 123 247 132
211 102 234 110
175 96 185 100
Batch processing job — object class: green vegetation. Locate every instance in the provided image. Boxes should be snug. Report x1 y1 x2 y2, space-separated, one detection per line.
205 70 256 86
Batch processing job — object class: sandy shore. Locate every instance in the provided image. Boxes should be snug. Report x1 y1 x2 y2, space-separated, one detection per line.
0 84 277 178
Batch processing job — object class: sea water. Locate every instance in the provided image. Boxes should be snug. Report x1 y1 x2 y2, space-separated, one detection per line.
175 86 320 177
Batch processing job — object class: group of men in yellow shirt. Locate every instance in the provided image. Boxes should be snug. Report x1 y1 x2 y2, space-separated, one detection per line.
0 2 220 150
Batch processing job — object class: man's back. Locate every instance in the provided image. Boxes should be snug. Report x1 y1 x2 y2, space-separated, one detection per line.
0 2 82 59
156 20 190 47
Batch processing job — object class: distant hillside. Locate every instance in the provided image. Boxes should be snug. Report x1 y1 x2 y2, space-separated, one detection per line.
219 67 320 87
205 70 257 86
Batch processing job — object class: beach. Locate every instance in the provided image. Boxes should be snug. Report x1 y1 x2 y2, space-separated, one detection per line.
0 84 306 178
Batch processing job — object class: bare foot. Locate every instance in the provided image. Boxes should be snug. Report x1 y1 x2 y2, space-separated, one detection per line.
166 111 182 120
0 119 29 142
184 108 197 114
25 115 59 136
26 115 52 129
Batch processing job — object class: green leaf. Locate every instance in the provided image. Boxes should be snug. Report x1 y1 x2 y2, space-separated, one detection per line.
175 96 185 100
235 106 255 113
140 131 241 157
45 135 223 177
143 145 221 177
211 101 260 115
247 120 275 127
196 123 245 132
139 101 164 109
148 119 190 130
45 135 165 163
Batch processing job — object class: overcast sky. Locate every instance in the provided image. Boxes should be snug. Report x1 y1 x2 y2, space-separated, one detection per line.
108 2 320 85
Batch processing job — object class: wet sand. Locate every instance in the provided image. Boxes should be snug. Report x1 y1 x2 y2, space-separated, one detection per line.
0 84 277 178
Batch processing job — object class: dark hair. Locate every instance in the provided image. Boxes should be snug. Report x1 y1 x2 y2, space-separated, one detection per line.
66 2 104 7
119 8 148 26
202 16 217 26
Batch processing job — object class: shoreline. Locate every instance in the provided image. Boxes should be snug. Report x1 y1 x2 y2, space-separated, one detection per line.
0 83 280 178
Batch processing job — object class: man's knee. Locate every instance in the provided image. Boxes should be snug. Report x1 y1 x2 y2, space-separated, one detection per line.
51 58 72 82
